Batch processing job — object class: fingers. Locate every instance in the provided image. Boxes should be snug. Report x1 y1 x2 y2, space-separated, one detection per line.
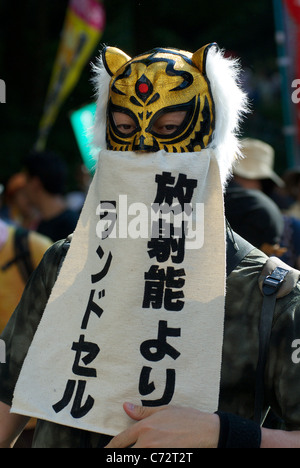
105 425 137 448
123 402 166 421
105 403 166 448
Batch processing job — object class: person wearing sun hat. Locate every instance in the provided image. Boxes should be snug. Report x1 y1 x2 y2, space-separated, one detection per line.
226 138 300 267
225 138 288 258
232 138 285 190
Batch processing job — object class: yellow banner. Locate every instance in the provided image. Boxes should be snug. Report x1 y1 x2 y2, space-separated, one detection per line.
35 0 105 151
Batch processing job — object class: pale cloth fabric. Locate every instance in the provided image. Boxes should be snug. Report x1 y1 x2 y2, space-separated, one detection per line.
12 149 226 436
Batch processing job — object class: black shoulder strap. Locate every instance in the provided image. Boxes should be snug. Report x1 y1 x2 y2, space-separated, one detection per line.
225 227 294 425
253 265 290 424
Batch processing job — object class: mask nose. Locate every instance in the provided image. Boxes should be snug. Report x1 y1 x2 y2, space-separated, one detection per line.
134 135 146 151
132 132 159 152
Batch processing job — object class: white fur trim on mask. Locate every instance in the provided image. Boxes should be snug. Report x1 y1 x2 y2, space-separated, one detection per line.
91 49 110 152
206 46 249 187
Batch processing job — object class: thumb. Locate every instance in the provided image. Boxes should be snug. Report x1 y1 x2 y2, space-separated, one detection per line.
123 402 164 421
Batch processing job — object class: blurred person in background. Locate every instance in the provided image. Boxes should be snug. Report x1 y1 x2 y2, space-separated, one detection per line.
0 184 52 448
282 168 300 219
65 164 91 215
22 151 80 242
225 138 300 267
2 173 40 230
230 138 285 195
0 181 52 333
279 168 300 269
225 182 286 258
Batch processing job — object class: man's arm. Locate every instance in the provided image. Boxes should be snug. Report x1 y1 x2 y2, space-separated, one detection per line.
105 404 300 448
0 402 29 448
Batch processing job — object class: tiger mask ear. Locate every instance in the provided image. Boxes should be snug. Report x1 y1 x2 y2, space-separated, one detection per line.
102 46 132 76
192 43 218 75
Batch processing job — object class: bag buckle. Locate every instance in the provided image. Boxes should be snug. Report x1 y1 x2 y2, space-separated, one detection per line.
263 266 289 296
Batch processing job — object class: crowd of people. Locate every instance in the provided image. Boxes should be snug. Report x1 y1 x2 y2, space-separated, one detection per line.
1 43 300 448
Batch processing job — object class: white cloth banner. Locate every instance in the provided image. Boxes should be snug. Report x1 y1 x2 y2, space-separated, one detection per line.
12 149 226 436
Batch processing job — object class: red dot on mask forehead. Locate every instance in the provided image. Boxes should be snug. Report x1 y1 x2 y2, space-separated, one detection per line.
138 83 149 94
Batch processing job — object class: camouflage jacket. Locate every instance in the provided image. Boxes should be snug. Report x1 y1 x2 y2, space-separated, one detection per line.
1 239 300 448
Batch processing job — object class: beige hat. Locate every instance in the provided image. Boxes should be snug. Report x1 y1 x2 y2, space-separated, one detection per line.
233 138 285 187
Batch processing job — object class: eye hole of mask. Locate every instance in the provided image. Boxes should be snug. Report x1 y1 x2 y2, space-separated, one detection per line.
112 110 188 137
147 100 196 139
112 111 139 136
150 111 188 136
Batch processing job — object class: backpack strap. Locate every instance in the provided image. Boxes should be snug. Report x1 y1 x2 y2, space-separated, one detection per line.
1 227 35 283
254 257 300 424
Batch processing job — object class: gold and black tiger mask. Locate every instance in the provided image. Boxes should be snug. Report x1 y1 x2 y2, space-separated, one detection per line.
102 45 216 153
